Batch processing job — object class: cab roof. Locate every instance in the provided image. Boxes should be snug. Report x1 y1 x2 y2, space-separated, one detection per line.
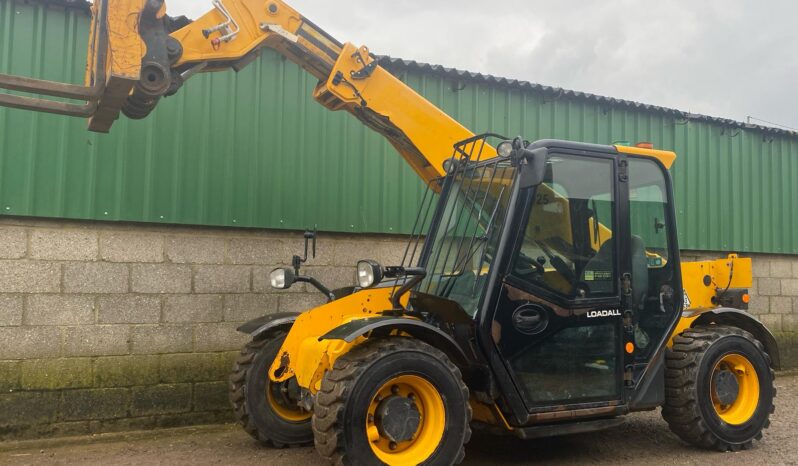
521 139 677 170
615 145 677 169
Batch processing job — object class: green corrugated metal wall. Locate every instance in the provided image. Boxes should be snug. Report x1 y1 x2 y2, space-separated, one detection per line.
2 0 798 253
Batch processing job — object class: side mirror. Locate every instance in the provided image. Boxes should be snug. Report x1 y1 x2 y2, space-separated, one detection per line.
292 230 317 271
519 147 547 188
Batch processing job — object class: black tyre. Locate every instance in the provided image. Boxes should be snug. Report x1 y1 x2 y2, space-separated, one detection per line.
662 325 775 451
229 331 313 447
312 337 472 466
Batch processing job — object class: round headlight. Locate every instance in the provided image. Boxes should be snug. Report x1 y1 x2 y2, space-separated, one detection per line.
270 267 295 289
356 260 383 288
497 141 514 158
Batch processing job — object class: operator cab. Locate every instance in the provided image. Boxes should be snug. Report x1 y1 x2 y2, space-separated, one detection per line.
405 134 683 424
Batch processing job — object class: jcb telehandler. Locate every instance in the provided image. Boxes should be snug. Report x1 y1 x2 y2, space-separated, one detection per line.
0 1 778 465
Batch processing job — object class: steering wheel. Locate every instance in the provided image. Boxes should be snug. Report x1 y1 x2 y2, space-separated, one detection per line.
514 252 544 277
536 240 576 283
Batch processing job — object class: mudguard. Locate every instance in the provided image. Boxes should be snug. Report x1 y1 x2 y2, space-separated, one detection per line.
237 312 301 340
693 307 781 370
319 317 470 366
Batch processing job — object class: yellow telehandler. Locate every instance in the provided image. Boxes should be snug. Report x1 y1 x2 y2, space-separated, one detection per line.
0 1 777 464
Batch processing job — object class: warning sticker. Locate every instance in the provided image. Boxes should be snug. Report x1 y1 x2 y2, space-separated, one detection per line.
594 271 612 280
584 270 613 281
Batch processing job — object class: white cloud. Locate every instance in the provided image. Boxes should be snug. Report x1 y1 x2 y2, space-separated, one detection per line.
165 0 798 129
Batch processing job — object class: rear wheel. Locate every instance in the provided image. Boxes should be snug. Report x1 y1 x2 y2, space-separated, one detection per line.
662 325 775 451
312 337 471 466
229 331 313 447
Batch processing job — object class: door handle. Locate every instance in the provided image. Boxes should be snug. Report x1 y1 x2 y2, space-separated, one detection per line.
511 305 548 335
514 312 541 326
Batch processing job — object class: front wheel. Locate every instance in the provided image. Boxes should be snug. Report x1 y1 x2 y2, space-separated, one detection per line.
662 325 775 451
312 337 472 466
229 331 313 447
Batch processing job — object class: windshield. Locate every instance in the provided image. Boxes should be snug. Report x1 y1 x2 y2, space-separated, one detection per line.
417 160 516 316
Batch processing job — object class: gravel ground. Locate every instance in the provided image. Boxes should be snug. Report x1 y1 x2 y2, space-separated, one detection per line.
1 373 795 466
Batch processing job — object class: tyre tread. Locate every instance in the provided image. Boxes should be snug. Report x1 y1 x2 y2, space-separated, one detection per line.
228 331 312 448
312 337 472 465
662 325 775 452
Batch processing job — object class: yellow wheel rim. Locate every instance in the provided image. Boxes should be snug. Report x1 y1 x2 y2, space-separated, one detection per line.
267 379 311 423
711 353 760 425
366 375 446 466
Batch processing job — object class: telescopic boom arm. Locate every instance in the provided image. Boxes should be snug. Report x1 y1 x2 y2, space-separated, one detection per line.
0 0 480 183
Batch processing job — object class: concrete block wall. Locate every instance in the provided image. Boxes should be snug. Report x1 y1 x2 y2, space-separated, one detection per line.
0 217 407 440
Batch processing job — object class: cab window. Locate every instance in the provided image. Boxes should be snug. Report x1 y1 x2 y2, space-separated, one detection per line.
511 155 616 299
628 157 676 359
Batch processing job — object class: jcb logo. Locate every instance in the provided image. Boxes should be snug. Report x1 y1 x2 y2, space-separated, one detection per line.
586 309 621 318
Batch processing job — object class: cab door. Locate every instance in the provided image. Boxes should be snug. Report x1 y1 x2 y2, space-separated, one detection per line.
625 156 682 388
488 150 629 414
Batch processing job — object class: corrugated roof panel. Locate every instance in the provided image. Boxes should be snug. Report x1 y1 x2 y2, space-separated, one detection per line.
1 0 798 254
379 58 798 139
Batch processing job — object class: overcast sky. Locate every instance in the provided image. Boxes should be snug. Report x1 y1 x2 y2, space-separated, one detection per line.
167 1 798 130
